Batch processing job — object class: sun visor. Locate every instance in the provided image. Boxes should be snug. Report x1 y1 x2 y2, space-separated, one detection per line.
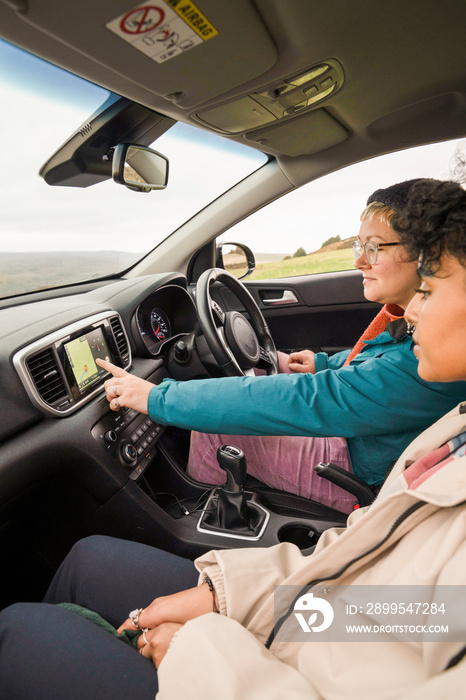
8 0 278 110
245 109 348 157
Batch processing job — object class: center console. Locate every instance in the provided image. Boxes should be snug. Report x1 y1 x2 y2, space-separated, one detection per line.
91 406 165 481
129 430 349 557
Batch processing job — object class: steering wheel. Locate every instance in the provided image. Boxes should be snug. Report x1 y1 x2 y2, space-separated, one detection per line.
196 268 278 377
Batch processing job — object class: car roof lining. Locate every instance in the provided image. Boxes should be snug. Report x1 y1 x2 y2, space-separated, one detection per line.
0 0 465 188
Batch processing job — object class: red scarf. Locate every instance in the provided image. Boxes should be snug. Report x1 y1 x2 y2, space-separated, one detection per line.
343 304 404 366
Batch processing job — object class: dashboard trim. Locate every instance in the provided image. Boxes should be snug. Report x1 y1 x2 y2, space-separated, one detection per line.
13 311 132 418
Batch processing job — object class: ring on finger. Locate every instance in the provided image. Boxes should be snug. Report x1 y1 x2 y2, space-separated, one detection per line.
129 608 144 629
142 628 149 645
113 384 119 396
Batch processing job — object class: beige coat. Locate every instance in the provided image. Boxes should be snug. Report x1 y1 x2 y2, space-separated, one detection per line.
158 403 466 699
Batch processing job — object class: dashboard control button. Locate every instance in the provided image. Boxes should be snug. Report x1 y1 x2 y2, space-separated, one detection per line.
120 441 138 466
104 430 117 443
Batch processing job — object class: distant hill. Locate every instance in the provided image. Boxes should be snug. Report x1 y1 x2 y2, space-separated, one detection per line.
254 237 356 263
314 235 357 254
1 239 357 298
0 251 139 297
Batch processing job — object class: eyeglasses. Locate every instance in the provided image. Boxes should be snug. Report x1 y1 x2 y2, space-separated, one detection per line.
352 240 400 265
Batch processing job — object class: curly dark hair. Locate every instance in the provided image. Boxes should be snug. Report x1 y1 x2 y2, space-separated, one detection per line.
391 178 466 276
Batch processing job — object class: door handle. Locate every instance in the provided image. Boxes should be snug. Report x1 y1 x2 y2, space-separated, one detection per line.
262 290 299 306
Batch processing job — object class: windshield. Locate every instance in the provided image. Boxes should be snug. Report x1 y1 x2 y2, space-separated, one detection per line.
0 40 267 299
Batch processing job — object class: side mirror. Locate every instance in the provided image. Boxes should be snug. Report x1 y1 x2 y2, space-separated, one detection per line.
112 143 169 192
216 242 255 280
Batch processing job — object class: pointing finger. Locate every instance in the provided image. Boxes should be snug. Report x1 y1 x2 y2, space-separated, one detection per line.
96 357 128 378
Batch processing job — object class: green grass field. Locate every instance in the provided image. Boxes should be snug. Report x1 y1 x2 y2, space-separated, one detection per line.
249 248 355 280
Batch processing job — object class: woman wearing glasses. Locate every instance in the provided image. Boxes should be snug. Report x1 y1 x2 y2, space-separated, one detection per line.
98 180 466 509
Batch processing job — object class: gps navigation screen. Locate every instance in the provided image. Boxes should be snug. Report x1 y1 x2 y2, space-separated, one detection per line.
64 328 111 394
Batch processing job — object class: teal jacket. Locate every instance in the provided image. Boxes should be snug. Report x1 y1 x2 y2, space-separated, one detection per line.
147 323 465 485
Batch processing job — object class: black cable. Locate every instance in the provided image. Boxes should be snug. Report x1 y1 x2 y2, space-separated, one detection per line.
142 477 213 517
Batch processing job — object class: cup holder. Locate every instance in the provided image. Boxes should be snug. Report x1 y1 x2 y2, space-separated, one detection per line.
278 523 320 550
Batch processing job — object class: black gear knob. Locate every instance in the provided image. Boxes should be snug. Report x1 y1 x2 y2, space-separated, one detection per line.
217 445 247 492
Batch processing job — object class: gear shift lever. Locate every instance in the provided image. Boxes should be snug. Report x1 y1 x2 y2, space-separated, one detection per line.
198 444 269 537
215 445 249 529
217 445 247 492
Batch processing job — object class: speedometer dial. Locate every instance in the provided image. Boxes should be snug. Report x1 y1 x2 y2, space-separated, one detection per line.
150 308 171 341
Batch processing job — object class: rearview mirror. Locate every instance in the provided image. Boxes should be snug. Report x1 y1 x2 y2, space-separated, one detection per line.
112 143 169 192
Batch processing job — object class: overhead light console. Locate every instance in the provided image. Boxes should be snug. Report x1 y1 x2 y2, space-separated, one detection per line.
196 59 344 134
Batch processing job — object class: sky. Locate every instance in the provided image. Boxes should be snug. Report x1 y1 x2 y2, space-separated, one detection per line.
0 38 464 258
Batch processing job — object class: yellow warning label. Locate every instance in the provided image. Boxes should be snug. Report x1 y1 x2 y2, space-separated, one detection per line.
165 0 218 39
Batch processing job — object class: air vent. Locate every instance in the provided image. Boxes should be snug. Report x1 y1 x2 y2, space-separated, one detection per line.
26 348 67 406
110 315 129 364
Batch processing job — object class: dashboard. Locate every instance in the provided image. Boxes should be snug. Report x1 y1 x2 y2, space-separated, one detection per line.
9 281 199 420
0 272 197 443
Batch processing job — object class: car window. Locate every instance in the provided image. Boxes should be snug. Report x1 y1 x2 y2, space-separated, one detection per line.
0 39 266 299
220 138 464 280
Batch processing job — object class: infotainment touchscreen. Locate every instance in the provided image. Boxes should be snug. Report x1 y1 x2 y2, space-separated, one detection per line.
64 327 112 394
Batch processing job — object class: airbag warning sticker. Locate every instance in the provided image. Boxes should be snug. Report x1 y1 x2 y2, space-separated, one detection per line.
106 0 217 64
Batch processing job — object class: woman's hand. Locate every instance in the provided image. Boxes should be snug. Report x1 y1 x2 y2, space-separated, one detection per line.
138 622 183 668
288 349 316 374
96 358 154 414
118 584 217 637
120 585 218 666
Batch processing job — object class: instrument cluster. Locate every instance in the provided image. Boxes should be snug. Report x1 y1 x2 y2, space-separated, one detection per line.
133 284 198 357
149 308 171 342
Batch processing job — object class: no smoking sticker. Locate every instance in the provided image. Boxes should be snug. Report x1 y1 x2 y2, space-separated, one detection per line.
106 0 217 64
120 6 165 34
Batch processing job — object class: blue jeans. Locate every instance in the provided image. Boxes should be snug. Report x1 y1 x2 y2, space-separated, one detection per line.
0 536 198 699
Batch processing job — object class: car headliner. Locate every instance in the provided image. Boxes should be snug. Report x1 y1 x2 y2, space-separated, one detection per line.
0 0 465 191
